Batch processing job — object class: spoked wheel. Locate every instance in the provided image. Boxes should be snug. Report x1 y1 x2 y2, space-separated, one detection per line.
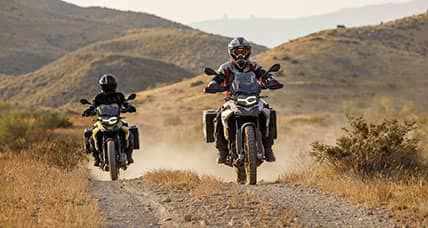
243 126 258 185
107 140 119 181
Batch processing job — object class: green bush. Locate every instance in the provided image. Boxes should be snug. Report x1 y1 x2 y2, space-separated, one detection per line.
33 111 73 129
311 116 423 177
0 112 35 151
0 104 73 151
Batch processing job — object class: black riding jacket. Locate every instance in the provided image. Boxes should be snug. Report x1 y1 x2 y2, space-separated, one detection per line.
84 92 133 116
93 92 128 107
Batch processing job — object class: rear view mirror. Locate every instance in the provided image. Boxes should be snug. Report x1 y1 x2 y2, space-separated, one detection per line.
268 64 281 73
127 93 137 101
204 67 218 76
80 99 91 105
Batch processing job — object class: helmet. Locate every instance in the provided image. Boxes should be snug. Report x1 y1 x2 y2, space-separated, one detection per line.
228 37 252 69
99 74 117 93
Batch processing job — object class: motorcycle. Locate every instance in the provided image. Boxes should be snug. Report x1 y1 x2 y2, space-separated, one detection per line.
80 94 139 181
203 64 281 185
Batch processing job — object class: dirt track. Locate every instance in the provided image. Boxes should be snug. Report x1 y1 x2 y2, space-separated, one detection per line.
91 176 397 227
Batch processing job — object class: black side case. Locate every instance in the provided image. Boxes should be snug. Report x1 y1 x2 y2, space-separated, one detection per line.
203 110 218 143
129 126 140 150
270 110 278 140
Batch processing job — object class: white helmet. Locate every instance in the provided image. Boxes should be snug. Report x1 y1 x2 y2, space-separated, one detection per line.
228 37 252 69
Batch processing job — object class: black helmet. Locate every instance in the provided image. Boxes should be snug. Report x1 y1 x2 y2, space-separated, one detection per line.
99 74 117 93
228 37 252 69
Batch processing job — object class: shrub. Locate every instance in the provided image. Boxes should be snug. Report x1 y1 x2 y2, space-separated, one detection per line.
33 111 73 129
30 133 85 170
311 116 423 177
0 104 73 151
0 112 35 151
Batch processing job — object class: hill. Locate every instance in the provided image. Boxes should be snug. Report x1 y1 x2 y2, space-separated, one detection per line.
0 52 191 107
79 28 267 74
192 0 428 47
0 26 266 107
133 13 428 135
0 0 188 75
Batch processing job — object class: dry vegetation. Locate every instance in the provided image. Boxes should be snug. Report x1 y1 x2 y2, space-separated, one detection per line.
0 102 102 227
282 108 428 225
144 170 298 227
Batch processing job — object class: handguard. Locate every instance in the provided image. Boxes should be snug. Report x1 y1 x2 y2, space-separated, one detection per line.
266 78 284 90
204 82 226 93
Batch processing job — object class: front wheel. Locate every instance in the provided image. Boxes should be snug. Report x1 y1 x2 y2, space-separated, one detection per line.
244 126 258 185
107 140 119 181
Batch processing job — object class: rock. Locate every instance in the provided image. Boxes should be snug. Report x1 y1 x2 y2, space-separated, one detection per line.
184 214 192 222
162 197 172 203
200 220 208 226
228 217 236 226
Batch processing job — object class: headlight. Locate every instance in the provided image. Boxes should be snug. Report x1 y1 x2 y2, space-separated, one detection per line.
237 96 258 106
101 117 119 126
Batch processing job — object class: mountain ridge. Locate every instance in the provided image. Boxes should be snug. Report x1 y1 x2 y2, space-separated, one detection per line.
0 0 190 75
192 0 428 47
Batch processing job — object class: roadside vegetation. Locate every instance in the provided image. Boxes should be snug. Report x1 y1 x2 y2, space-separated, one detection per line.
0 102 101 227
282 106 428 225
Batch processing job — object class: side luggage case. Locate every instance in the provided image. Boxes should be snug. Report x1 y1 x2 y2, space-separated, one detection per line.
129 126 140 150
203 110 218 143
270 110 278 140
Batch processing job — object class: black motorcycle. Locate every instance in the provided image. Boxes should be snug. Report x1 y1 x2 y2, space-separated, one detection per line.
203 64 280 185
80 94 139 181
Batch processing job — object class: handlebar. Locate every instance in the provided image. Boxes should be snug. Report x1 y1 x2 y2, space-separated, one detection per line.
205 87 226 94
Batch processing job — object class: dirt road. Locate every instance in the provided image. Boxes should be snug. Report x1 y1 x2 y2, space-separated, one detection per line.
91 175 396 227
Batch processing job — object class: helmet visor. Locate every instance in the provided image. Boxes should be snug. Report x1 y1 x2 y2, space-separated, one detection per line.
232 47 251 59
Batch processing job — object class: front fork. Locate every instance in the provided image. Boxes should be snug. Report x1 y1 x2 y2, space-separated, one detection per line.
234 120 265 166
102 135 127 168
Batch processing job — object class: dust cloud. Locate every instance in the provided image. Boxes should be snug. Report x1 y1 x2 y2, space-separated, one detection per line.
90 122 339 182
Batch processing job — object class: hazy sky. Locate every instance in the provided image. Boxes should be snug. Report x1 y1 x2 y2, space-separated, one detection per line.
63 0 412 24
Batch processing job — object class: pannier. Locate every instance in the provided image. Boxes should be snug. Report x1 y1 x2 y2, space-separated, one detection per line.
129 126 140 150
270 110 278 140
203 110 218 143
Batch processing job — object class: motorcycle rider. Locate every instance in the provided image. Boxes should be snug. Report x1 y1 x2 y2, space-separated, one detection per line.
82 74 136 166
204 37 283 164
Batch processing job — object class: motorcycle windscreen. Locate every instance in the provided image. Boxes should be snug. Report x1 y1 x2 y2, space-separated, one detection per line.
231 72 261 96
97 104 120 117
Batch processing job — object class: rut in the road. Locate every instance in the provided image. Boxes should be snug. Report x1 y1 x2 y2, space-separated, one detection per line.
91 176 397 227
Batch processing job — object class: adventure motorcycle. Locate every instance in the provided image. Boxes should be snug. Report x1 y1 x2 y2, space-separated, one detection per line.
81 94 140 181
203 64 280 185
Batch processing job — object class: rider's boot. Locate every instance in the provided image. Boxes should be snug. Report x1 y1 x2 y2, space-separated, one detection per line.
127 150 134 165
217 149 228 164
93 152 101 167
263 135 276 162
264 147 276 162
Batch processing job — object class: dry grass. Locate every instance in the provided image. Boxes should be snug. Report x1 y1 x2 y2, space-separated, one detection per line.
281 167 428 225
0 103 102 227
144 170 224 197
282 113 428 225
0 152 101 227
